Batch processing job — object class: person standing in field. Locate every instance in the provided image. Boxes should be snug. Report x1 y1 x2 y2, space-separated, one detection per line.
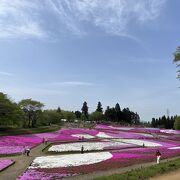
156 150 161 164
81 145 84 154
26 148 30 156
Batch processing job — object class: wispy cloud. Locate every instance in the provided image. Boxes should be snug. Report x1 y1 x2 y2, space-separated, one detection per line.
1 86 65 96
0 71 13 76
0 0 167 39
47 81 94 86
0 0 45 39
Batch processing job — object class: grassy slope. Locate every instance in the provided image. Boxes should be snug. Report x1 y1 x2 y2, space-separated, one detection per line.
95 158 180 180
0 125 60 136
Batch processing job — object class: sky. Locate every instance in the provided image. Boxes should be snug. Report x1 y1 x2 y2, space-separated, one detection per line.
0 0 180 122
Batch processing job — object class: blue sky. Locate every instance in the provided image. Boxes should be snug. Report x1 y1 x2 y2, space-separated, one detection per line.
0 0 180 121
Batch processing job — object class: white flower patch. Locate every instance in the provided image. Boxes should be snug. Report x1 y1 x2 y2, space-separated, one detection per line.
168 147 180 150
96 132 113 138
49 141 127 152
113 139 162 147
160 130 180 134
109 126 133 130
30 152 112 169
71 134 94 139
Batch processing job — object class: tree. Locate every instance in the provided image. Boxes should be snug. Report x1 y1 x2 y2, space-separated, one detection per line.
18 99 44 127
62 111 76 122
115 103 121 121
151 118 156 127
81 101 88 120
43 110 63 125
75 111 82 119
89 111 104 122
174 116 180 130
96 102 103 113
104 107 116 122
173 46 180 79
57 107 61 113
122 108 132 124
0 92 23 126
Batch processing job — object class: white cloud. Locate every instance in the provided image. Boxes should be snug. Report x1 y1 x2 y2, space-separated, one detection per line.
46 0 166 37
0 0 45 39
0 71 13 76
0 0 167 39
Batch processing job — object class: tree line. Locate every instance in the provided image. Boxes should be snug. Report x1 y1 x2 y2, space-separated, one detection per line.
151 115 177 129
0 92 140 128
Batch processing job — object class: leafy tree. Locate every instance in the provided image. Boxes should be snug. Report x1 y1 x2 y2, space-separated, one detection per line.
96 102 103 113
18 99 44 127
62 111 76 122
42 110 63 125
174 116 180 130
0 92 23 126
81 101 88 120
89 111 104 122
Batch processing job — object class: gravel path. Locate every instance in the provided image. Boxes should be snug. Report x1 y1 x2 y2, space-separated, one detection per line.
150 168 180 180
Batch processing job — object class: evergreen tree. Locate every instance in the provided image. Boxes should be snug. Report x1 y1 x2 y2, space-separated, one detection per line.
161 115 167 128
75 111 82 119
96 102 103 113
151 118 156 127
81 101 89 120
104 106 116 122
115 103 121 121
57 107 61 113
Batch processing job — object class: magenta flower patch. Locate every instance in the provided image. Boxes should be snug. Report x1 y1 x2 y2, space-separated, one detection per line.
0 136 42 155
0 159 14 171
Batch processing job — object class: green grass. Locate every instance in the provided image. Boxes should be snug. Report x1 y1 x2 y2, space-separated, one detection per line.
0 125 60 136
94 158 180 180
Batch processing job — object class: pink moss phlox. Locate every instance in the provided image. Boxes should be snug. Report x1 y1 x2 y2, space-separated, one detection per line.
0 159 14 171
18 169 79 180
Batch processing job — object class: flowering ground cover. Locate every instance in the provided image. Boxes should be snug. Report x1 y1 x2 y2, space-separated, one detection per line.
96 129 154 139
0 128 98 155
0 159 14 171
45 128 99 142
1 124 180 179
160 129 180 135
48 140 136 153
0 136 42 155
19 146 180 180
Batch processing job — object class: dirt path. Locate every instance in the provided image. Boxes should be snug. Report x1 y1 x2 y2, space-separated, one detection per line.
0 143 46 180
150 168 180 180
